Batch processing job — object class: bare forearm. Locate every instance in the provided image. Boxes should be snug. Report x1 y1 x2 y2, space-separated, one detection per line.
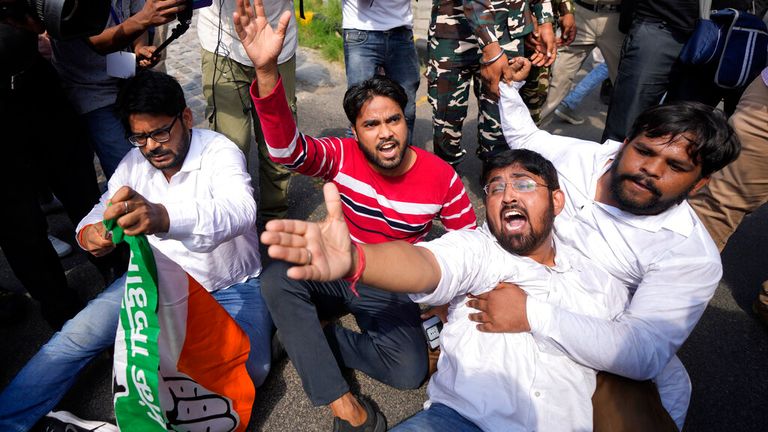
87 15 152 54
358 241 441 294
254 64 279 98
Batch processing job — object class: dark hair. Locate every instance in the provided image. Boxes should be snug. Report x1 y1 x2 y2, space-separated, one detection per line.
342 76 407 124
480 149 560 190
115 70 187 131
627 101 741 177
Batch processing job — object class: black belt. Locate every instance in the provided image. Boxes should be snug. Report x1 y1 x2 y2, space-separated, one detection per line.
574 0 621 12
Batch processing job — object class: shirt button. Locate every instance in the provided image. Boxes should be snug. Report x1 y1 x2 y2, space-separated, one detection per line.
534 391 541 397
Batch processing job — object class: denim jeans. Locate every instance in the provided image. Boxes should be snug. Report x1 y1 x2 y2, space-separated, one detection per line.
561 62 609 110
0 275 271 432
343 27 420 142
390 403 483 432
82 105 133 179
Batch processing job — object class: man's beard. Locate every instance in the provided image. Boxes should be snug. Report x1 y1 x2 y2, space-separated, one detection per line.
608 164 692 215
359 138 408 170
492 201 556 256
143 128 190 171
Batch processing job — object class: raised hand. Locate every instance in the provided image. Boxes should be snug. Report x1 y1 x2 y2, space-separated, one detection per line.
233 0 291 71
260 183 355 281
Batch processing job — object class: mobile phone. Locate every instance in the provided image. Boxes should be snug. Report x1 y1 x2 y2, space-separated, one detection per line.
422 316 443 350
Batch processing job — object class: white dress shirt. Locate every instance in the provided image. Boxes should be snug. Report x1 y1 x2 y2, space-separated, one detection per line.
77 129 262 292
411 224 628 432
499 82 722 427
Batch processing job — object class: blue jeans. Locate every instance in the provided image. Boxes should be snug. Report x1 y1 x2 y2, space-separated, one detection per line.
82 105 133 179
343 27 420 143
390 403 483 432
562 62 609 110
0 275 272 432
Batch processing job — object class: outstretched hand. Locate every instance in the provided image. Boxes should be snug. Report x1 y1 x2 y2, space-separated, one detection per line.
260 183 355 281
233 0 291 70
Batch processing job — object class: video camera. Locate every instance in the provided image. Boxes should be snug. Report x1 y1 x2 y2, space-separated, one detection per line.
0 0 110 39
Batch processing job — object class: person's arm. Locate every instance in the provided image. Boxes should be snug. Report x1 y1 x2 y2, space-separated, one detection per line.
237 0 342 180
260 183 442 293
463 0 511 96
86 0 185 55
499 80 599 162
470 247 721 380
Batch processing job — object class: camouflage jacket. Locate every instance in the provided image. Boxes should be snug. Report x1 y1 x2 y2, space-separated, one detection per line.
429 0 555 47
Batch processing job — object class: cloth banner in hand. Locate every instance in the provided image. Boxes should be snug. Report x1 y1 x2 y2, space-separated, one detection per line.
106 219 255 432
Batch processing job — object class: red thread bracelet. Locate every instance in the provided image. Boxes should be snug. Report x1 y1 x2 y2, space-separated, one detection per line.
343 242 365 297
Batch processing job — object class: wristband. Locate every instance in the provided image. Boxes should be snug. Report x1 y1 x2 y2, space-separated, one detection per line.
480 50 505 66
343 242 366 297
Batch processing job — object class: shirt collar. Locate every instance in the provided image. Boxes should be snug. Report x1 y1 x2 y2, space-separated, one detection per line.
177 129 204 174
593 142 696 237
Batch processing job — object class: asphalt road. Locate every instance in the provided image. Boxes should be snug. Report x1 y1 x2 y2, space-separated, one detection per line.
1 20 766 432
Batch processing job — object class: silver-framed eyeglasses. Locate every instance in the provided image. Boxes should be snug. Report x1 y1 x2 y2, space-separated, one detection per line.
483 178 549 195
127 115 180 147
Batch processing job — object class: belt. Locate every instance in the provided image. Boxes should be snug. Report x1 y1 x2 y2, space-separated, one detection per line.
574 0 621 12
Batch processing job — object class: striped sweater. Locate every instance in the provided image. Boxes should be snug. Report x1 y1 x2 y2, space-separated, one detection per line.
251 78 477 244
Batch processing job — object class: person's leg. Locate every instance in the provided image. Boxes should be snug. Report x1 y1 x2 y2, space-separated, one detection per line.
561 61 610 110
324 283 427 391
390 403 484 432
201 49 254 155
384 27 420 142
602 19 687 141
594 9 624 83
343 28 384 88
688 76 768 250
0 275 125 432
261 260 351 406
253 57 296 222
82 105 133 179
542 7 598 118
520 65 552 124
427 39 472 165
211 278 274 387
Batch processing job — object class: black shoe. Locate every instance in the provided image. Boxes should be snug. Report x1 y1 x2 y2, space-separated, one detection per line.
600 79 613 105
34 411 117 432
332 398 386 432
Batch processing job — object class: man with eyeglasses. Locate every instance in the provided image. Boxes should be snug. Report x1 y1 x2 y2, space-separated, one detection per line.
257 148 674 430
0 70 273 432
486 62 742 429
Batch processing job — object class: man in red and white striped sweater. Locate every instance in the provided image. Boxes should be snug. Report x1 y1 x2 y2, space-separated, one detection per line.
235 0 476 430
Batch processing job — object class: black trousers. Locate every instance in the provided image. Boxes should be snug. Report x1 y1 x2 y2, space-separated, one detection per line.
0 57 101 329
262 260 428 405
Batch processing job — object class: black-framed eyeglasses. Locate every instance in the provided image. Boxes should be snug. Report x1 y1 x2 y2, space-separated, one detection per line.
482 178 549 195
127 115 181 147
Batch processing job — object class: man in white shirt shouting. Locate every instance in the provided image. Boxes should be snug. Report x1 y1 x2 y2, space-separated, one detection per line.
260 148 641 431
478 66 741 429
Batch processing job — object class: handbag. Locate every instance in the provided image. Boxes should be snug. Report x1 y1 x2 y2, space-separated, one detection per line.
679 2 768 89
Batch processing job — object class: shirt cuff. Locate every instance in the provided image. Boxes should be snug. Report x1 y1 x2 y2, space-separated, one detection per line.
527 295 556 336
162 202 196 239
249 74 284 102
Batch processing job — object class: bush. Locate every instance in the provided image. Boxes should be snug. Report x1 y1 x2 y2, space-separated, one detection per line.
296 0 344 63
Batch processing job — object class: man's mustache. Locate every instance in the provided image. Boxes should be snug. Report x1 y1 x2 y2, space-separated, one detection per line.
621 173 661 196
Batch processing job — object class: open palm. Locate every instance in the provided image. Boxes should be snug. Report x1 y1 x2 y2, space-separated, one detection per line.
233 0 291 69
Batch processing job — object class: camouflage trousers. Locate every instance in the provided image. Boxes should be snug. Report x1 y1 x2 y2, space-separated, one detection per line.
520 64 551 125
427 37 523 164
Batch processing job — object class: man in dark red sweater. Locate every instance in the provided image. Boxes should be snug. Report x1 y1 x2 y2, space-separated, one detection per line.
235 0 477 430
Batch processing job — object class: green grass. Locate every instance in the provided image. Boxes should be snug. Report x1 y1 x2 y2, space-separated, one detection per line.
296 0 344 63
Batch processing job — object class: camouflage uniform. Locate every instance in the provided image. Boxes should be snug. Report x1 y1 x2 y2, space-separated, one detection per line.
520 0 575 124
428 0 554 164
